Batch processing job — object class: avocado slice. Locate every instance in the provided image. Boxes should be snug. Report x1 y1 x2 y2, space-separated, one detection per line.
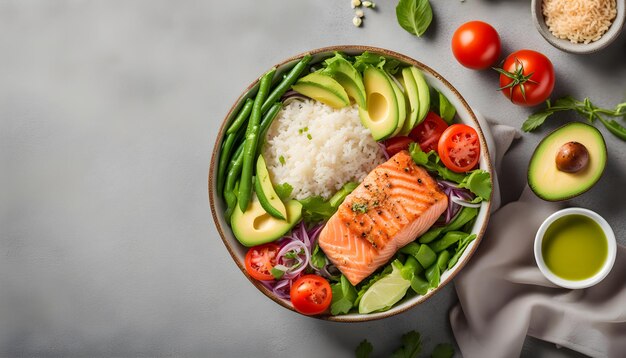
292 72 350 109
386 72 407 137
528 122 607 201
231 195 303 247
254 155 287 220
409 67 430 125
322 54 367 108
358 66 399 141
399 67 420 135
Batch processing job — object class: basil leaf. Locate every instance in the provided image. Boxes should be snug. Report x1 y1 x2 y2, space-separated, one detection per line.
437 91 456 124
396 0 433 37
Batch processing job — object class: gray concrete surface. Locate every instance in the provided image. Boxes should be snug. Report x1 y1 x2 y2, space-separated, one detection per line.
1 1 624 357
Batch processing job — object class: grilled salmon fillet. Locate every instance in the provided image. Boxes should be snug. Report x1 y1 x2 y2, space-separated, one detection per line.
318 150 448 285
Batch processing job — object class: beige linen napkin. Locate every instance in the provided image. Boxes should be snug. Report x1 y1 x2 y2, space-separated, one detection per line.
450 123 626 358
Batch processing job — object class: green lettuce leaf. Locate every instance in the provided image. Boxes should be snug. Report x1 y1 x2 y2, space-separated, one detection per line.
458 170 492 201
330 275 358 315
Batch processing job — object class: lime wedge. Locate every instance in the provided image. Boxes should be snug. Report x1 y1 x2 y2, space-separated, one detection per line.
358 262 411 314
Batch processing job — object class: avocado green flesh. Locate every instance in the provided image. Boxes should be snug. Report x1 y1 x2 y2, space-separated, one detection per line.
292 72 349 109
410 67 430 125
359 66 399 141
399 67 420 135
254 155 287 220
528 122 606 201
323 57 366 107
542 214 607 280
387 73 406 137
231 197 302 247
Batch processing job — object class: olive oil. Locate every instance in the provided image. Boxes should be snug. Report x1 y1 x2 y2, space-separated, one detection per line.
542 214 607 281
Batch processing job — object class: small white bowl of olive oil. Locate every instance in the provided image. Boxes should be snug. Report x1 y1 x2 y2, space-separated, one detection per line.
534 207 616 289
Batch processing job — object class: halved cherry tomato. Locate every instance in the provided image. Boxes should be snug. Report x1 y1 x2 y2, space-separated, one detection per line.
409 112 449 153
290 274 332 315
384 136 414 156
437 124 480 173
244 243 280 281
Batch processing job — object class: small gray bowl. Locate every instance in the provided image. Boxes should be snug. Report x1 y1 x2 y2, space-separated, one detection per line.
532 0 626 54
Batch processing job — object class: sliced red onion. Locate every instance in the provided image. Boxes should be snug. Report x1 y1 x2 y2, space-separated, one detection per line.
378 142 390 160
451 194 482 208
271 279 292 299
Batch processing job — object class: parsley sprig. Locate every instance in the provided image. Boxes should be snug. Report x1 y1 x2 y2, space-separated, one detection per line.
523 96 626 141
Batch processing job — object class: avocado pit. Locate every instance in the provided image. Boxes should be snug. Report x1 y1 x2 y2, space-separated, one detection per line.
555 141 589 173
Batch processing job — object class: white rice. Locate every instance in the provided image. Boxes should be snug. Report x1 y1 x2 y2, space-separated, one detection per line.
262 99 386 200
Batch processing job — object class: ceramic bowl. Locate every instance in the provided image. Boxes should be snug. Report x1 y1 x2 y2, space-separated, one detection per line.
209 46 494 321
534 207 617 289
531 0 626 54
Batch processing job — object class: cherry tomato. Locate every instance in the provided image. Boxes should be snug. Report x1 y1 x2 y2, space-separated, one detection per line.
452 21 501 70
497 49 555 106
409 112 449 153
290 274 332 315
384 136 414 156
438 124 480 173
244 243 280 281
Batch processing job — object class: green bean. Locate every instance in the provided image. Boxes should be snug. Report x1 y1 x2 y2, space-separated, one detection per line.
418 227 444 244
226 98 254 135
223 147 244 221
437 251 451 272
256 102 282 155
415 244 436 269
429 231 467 253
239 68 276 211
425 264 440 288
401 256 423 281
217 132 238 194
261 54 312 114
410 275 429 295
399 242 420 257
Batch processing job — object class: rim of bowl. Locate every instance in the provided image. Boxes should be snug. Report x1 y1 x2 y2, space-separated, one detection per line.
531 0 626 54
534 207 617 289
208 45 494 322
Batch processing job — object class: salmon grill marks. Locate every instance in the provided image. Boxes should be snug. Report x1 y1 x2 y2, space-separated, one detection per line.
318 150 448 286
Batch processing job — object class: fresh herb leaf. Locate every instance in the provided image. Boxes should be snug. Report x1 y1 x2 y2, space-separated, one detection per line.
278 155 286 165
271 267 285 280
431 343 455 358
298 196 336 223
351 202 369 213
355 339 374 358
458 170 492 201
408 143 466 183
353 52 386 72
283 249 303 260
396 0 433 37
307 133 313 140
391 330 422 358
437 90 456 124
311 244 327 269
331 275 358 315
522 111 553 132
523 96 626 141
274 182 293 200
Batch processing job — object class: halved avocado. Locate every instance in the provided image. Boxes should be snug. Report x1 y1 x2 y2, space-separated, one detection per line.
292 72 350 109
528 122 607 201
386 72 406 137
399 67 420 135
358 66 399 141
409 67 430 125
322 54 366 108
231 195 302 247
254 155 287 220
